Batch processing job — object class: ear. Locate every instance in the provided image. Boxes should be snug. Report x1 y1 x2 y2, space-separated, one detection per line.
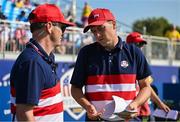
112 21 116 30
45 22 53 34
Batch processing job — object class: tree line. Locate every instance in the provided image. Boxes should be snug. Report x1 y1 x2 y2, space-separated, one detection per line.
132 17 180 36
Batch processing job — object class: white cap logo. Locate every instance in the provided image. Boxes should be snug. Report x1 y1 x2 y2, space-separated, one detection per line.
94 14 99 18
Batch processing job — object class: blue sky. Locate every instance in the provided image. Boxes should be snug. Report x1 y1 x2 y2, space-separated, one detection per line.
75 0 180 32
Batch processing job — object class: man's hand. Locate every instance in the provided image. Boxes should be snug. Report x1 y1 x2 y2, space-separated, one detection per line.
158 102 171 112
118 110 138 120
126 101 138 112
118 102 138 119
86 104 104 120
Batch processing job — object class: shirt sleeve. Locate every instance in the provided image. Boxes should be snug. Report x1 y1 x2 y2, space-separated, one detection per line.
70 48 87 88
15 59 44 105
135 47 152 80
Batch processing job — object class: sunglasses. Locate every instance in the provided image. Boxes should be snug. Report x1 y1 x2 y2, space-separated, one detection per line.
90 25 106 33
135 42 146 48
52 23 67 33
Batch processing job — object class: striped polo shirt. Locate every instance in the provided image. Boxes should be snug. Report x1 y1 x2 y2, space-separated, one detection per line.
10 39 63 121
70 37 151 119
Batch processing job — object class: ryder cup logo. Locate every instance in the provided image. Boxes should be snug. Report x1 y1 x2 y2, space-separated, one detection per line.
60 68 85 120
120 60 129 68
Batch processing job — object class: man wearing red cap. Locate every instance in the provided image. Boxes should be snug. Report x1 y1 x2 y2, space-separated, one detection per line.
126 32 147 49
126 32 170 121
70 8 152 121
10 4 74 122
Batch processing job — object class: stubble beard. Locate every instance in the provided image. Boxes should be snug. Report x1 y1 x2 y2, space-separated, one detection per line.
104 40 114 51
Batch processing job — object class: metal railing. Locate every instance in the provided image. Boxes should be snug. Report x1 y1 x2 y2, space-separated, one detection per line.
0 19 180 66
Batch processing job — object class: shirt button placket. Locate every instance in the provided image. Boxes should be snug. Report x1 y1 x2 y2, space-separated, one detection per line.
109 53 112 63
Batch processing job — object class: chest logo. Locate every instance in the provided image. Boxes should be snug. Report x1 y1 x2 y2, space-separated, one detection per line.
120 60 129 68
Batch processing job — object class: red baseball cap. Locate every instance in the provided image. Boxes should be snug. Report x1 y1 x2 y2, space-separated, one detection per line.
28 4 75 26
126 32 147 44
83 8 115 33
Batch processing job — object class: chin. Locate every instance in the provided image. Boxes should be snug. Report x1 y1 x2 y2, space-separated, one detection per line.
55 44 61 48
57 44 61 47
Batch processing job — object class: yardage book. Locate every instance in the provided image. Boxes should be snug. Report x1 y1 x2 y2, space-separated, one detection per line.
153 108 179 120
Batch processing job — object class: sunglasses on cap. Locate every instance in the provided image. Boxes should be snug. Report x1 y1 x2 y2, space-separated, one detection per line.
52 22 67 33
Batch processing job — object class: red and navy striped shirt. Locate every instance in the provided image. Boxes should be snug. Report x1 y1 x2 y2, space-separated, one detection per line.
70 37 151 119
10 39 63 121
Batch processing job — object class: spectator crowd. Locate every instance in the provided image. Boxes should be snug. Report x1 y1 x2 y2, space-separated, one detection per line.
0 1 180 58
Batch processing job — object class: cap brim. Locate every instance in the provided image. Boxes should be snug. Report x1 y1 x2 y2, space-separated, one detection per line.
61 20 76 26
142 40 147 44
140 40 147 44
83 20 106 33
136 38 147 44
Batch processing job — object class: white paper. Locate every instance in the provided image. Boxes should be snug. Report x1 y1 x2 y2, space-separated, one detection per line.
100 101 115 119
100 95 137 120
112 95 128 113
113 95 137 113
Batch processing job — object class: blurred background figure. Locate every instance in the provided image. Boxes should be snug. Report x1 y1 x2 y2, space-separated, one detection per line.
126 32 170 122
16 10 28 22
165 24 180 60
23 0 31 9
165 24 180 42
14 25 28 51
0 5 6 20
15 0 24 8
126 32 147 49
81 2 92 27
0 22 10 51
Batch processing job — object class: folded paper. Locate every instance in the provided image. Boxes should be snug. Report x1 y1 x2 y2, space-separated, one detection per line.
100 95 137 120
